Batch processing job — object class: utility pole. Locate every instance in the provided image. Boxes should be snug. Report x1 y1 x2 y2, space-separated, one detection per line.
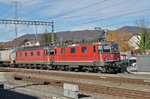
51 20 54 45
11 1 21 39
143 29 146 55
35 25 38 42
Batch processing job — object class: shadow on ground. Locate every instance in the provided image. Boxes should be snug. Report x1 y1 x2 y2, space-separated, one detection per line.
0 89 38 99
78 94 91 98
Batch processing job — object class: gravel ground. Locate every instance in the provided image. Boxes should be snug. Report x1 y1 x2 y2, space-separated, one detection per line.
3 80 70 99
1 69 150 99
3 80 132 99
15 72 150 92
1 72 133 99
26 68 150 80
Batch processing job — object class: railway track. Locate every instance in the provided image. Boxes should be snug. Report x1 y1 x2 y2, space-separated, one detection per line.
14 74 150 99
0 67 150 86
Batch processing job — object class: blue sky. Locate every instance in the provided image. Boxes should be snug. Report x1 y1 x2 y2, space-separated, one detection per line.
0 0 150 42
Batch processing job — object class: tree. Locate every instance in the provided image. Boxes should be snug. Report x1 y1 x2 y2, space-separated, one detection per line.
107 31 133 52
0 43 5 49
42 33 52 45
42 30 57 45
136 18 150 54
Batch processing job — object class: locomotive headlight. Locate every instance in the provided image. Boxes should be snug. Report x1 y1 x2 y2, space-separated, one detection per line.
104 59 108 61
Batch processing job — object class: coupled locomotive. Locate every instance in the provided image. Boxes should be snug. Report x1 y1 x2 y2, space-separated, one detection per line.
0 41 121 73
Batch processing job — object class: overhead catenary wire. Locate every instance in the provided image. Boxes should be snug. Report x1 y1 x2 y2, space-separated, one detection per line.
50 0 108 19
4 8 15 19
54 7 150 29
0 6 12 18
56 0 132 20
18 0 59 19
42 0 87 21
103 16 150 28
79 7 150 25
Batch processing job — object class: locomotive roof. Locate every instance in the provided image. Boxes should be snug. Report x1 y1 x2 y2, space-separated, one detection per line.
56 41 117 48
17 46 51 52
16 41 117 52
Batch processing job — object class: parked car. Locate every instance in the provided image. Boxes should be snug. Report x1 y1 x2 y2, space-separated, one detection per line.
121 59 136 67
131 62 137 67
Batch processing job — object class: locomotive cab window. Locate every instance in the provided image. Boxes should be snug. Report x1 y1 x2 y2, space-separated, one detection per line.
61 49 65 54
81 47 87 53
71 48 75 53
37 51 40 56
113 44 119 53
31 52 34 56
103 45 110 53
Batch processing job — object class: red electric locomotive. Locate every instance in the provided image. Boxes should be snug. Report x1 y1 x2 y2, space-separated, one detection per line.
15 41 121 73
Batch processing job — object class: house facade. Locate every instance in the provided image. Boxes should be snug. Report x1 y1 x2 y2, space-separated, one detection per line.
128 35 140 50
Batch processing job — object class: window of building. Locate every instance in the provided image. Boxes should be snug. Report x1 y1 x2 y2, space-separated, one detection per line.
93 46 96 52
37 51 40 56
31 52 34 56
55 49 57 55
81 47 87 53
25 52 27 56
71 48 75 53
20 53 22 57
61 49 65 54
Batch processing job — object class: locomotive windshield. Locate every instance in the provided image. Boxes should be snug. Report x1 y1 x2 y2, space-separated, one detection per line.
112 44 119 53
98 45 111 53
103 45 110 53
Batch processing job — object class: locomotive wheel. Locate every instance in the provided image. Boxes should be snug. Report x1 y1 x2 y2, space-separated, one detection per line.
85 69 90 72
107 68 113 73
68 67 72 71
48 66 53 70
83 67 90 72
107 68 117 74
98 67 106 73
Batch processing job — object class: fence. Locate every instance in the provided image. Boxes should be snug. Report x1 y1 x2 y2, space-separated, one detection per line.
137 55 150 72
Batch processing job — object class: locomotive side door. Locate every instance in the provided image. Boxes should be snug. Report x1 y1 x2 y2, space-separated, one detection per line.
49 49 54 65
43 49 47 65
93 45 97 62
43 48 51 65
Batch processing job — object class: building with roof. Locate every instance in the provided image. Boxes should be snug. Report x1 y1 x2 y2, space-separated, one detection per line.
128 35 140 50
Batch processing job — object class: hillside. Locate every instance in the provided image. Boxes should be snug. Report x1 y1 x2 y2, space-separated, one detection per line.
16 30 105 43
116 26 150 34
2 25 148 47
